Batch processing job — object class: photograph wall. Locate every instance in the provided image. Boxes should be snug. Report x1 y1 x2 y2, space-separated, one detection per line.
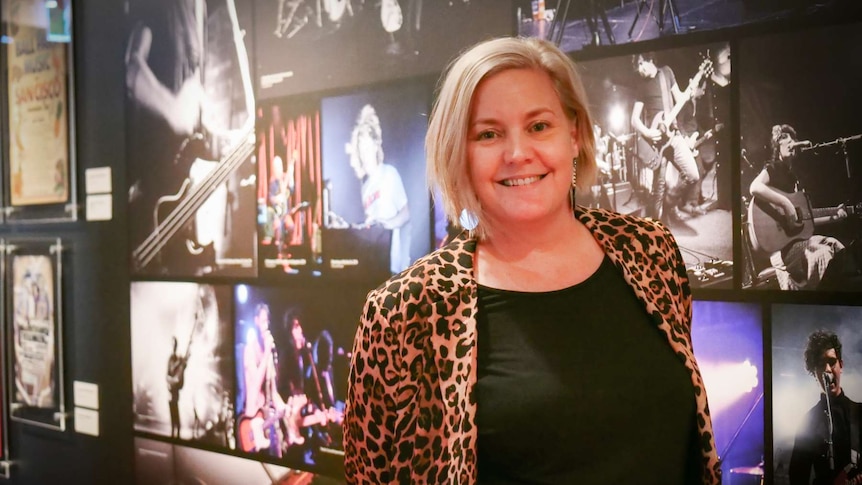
120 1 862 484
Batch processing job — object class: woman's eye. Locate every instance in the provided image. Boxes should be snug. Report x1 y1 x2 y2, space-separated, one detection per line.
531 122 549 132
477 131 497 140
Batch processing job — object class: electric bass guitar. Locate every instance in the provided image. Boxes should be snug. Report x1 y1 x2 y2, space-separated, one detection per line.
747 189 859 253
132 126 254 273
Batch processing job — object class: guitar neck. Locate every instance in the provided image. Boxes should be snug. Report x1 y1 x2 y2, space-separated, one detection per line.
811 206 844 219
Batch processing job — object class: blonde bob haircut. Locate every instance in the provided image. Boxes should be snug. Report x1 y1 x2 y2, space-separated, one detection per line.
426 36 597 238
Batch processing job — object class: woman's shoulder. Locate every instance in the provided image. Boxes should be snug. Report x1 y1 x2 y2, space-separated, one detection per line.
366 232 475 307
577 206 672 240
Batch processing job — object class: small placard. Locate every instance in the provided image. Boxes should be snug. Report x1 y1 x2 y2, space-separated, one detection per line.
73 381 99 410
74 407 99 436
85 167 112 194
85 194 112 221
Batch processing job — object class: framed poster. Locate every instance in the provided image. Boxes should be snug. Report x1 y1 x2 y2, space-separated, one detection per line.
5 238 66 431
1 0 77 222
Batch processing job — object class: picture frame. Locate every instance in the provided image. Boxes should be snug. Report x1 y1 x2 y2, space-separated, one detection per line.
1 0 78 223
5 237 66 431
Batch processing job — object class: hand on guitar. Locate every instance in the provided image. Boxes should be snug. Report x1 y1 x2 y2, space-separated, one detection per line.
642 127 664 143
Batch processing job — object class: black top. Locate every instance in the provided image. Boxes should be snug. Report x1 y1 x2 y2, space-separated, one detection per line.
789 392 862 485
475 255 697 484
765 159 800 193
638 65 677 124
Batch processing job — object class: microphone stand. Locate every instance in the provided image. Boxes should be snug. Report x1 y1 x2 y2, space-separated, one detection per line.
822 373 836 472
801 133 862 179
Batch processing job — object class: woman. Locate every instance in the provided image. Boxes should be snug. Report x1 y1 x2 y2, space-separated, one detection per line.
344 36 721 484
748 124 846 290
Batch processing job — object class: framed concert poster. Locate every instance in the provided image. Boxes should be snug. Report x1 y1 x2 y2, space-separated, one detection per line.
1 0 77 222
5 238 66 431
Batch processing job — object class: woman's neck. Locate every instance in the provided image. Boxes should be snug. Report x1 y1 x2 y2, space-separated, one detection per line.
475 212 604 291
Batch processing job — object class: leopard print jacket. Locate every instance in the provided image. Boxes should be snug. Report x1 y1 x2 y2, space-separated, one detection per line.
344 206 721 484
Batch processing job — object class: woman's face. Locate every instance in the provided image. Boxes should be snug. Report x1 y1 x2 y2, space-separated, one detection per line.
467 68 578 232
777 131 796 160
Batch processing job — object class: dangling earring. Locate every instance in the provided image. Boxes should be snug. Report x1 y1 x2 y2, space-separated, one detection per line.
459 209 478 231
570 156 578 212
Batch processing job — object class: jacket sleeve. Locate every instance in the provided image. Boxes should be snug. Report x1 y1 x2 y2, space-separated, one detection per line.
664 225 693 332
343 289 402 484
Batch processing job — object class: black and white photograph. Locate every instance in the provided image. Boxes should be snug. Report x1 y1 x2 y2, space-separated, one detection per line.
254 0 513 98
577 41 734 288
131 282 235 451
257 97 323 278
771 304 862 485
690 301 764 483
135 437 344 485
234 284 359 477
320 81 431 281
125 0 258 277
739 23 862 291
517 0 848 54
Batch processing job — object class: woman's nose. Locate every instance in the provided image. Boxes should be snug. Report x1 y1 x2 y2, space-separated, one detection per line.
504 132 532 164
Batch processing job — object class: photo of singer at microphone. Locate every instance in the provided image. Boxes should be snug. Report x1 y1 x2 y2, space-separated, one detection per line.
739 22 862 291
771 304 862 485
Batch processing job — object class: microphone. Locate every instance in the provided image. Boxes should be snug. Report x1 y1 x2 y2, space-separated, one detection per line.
823 372 834 386
740 148 754 169
788 140 812 149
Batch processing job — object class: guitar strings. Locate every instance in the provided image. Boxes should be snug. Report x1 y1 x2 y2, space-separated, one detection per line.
133 129 254 268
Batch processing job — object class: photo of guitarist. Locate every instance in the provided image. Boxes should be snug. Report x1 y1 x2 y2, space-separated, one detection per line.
631 52 707 225
166 335 189 439
748 124 846 290
790 330 862 485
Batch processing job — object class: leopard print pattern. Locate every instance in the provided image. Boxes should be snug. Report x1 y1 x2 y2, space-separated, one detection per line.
344 206 721 484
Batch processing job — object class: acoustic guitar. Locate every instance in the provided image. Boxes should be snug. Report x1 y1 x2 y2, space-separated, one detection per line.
747 188 858 253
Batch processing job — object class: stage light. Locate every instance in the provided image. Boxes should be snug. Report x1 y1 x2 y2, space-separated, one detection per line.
236 284 248 304
700 359 759 414
608 105 627 133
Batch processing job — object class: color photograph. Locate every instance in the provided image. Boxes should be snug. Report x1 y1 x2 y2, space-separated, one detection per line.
320 81 431 281
234 284 361 477
257 97 323 278
691 301 764 483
